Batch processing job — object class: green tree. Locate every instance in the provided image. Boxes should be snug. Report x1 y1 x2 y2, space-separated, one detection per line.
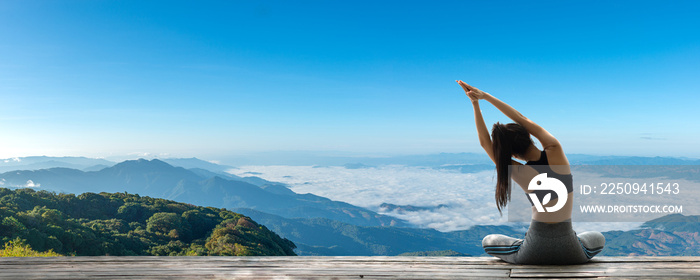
0 188 296 256
117 202 152 223
146 212 183 237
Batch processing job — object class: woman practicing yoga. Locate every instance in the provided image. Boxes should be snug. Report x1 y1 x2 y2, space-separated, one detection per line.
457 80 605 264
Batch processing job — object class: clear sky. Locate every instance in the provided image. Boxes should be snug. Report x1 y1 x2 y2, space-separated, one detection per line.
1 1 699 159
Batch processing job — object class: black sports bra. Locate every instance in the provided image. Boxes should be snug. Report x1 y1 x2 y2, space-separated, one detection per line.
525 150 573 205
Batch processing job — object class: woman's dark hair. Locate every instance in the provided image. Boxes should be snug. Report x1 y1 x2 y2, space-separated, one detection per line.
491 122 532 214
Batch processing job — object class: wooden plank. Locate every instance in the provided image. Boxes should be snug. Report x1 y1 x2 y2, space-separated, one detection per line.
0 256 501 263
2 255 696 263
592 256 700 262
511 268 700 278
0 259 512 268
1 256 699 279
0 270 512 279
0 265 512 275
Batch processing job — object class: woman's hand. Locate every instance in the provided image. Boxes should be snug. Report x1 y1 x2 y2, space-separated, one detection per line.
456 80 488 101
459 80 497 165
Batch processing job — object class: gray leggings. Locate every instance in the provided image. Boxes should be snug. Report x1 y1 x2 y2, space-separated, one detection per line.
482 220 605 265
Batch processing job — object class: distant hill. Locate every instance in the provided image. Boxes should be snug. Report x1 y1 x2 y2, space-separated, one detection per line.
602 214 700 256
82 164 112 172
436 164 495 173
572 165 700 182
220 152 498 166
0 159 406 228
0 188 295 256
378 203 448 214
218 151 700 167
161 158 234 173
0 156 236 174
0 156 115 173
642 213 700 232
570 155 700 165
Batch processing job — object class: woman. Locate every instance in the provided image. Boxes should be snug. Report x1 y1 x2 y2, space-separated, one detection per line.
457 80 605 264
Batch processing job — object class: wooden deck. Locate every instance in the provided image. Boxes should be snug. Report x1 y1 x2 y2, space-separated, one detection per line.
1 256 699 279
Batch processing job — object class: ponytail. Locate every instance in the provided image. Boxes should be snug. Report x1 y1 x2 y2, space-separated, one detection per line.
491 122 532 215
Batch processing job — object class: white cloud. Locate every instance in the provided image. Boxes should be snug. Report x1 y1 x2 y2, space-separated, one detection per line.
229 165 502 231
3 157 21 163
382 205 510 232
24 180 40 188
228 165 671 233
128 152 152 157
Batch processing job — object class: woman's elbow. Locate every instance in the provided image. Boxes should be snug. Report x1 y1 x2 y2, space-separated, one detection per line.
479 141 492 150
541 141 561 150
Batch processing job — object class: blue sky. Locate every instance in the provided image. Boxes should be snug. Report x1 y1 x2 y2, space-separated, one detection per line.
1 1 699 159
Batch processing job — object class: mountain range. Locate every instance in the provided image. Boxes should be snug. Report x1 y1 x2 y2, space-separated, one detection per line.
602 214 700 256
0 159 403 228
0 156 236 173
3 153 699 173
218 151 700 166
0 156 114 173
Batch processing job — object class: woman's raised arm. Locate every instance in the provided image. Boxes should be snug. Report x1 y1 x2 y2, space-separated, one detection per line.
457 80 496 164
457 81 560 151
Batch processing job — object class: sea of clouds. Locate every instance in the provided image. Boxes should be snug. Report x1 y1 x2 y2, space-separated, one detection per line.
228 165 643 232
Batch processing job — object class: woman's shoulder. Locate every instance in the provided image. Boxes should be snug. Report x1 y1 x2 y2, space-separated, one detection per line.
543 146 570 166
543 147 571 175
